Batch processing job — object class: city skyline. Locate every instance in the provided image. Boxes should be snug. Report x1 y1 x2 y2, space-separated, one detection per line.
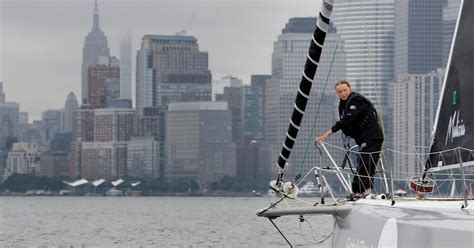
0 0 322 120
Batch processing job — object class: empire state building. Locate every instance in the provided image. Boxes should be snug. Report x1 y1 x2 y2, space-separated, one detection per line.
81 0 110 104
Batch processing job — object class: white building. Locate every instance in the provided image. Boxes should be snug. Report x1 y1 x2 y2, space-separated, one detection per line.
5 143 39 176
392 69 444 179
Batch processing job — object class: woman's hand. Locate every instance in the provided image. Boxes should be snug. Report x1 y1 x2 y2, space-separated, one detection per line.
315 130 333 143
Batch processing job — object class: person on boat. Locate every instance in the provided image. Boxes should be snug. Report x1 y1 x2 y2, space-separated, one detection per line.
315 80 384 198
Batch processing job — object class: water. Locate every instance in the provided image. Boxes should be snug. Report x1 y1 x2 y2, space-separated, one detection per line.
0 196 333 247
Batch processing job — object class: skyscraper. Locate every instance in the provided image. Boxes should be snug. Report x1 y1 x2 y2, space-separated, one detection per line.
166 102 235 189
262 18 345 180
392 70 444 179
332 0 394 109
136 35 212 111
0 82 5 103
120 32 133 100
87 57 120 108
64 92 79 133
394 0 444 76
81 0 110 104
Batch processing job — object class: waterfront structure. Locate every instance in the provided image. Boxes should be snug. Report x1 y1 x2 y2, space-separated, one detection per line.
165 102 235 189
120 32 132 100
64 92 79 133
81 0 110 104
212 75 242 100
136 35 212 111
88 57 120 108
262 18 345 180
392 69 444 179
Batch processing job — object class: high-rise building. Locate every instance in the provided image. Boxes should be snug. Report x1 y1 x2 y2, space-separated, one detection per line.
392 69 444 179
0 102 20 139
216 84 244 142
0 82 5 103
243 75 269 142
332 0 394 109
166 102 235 189
81 0 110 104
4 143 39 177
64 92 79 133
442 0 461 67
41 109 65 143
135 49 156 112
262 18 345 181
120 32 133 100
394 0 444 76
127 137 159 179
212 75 243 100
136 35 212 110
88 57 120 108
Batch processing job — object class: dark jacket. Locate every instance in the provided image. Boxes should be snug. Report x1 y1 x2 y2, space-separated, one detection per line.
331 92 384 145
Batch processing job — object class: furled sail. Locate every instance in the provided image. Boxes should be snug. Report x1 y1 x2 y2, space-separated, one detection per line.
428 0 474 169
276 0 334 182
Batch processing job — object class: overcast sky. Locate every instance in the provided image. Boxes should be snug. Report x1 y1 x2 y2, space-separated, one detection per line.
0 0 321 120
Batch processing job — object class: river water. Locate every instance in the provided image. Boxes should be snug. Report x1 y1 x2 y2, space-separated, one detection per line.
0 196 333 247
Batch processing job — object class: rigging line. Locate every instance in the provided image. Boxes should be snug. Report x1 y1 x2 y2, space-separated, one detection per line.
297 3 349 177
299 219 333 245
268 218 293 248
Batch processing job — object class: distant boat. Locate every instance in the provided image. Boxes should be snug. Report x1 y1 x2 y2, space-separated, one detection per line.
105 188 123 196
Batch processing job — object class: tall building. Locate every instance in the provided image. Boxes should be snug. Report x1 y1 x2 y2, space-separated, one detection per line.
136 35 212 110
0 102 20 139
216 84 244 142
166 102 235 189
127 137 159 179
69 108 134 180
394 0 444 76
81 0 110 104
442 0 461 67
0 82 5 103
392 69 444 179
247 75 270 141
4 143 39 177
41 109 65 143
88 57 120 108
262 18 345 181
212 75 243 100
120 32 133 100
332 0 394 109
135 49 156 112
64 92 79 133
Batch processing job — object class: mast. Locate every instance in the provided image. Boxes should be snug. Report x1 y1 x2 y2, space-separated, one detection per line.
276 0 335 184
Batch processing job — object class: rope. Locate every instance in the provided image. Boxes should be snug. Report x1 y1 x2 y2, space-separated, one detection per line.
268 218 293 248
299 216 333 244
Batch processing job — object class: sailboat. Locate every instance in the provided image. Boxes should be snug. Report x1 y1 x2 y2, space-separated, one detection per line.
257 0 474 247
